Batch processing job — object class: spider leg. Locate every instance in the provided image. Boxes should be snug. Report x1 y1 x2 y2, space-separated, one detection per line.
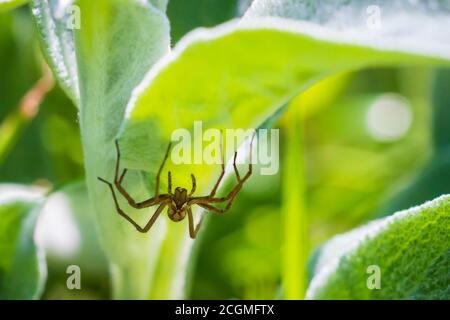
194 134 255 208
197 203 229 215
194 175 245 214
130 142 172 207
155 142 172 198
191 174 246 214
233 132 255 183
141 202 167 233
209 130 225 197
187 207 203 239
190 132 255 211
189 174 196 196
232 151 241 182
225 132 255 196
97 177 164 232
168 171 172 194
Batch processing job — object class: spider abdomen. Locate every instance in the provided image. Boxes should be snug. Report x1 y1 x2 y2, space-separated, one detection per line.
168 205 187 222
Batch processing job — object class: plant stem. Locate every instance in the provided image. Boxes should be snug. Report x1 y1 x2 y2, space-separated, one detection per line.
432 69 450 150
0 63 54 165
281 105 309 299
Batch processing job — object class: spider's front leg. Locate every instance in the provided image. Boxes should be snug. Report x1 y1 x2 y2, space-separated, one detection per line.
193 133 255 215
97 140 172 231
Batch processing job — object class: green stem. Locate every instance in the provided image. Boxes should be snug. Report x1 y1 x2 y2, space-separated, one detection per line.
0 111 28 165
0 65 53 165
432 69 450 150
281 106 309 299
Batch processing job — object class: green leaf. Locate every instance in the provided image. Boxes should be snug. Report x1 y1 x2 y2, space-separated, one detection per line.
75 0 170 299
32 0 450 300
0 0 29 11
121 6 450 172
306 195 450 299
31 0 79 105
0 185 47 299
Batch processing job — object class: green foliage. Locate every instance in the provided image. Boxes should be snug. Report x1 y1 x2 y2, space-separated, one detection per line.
307 195 450 299
121 23 449 179
121 3 450 298
0 185 46 299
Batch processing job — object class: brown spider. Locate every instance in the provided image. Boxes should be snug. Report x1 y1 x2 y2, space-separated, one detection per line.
97 133 254 239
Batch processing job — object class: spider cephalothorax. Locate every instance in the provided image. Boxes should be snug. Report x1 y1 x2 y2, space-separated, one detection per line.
98 133 254 239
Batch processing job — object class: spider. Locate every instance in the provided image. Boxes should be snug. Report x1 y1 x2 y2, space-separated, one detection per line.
97 133 255 239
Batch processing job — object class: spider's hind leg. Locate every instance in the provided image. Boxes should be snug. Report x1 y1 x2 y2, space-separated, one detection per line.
189 174 196 196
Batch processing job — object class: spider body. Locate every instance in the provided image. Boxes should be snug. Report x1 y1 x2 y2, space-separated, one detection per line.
168 187 189 222
98 133 254 239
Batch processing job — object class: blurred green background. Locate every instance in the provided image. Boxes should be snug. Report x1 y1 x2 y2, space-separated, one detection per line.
1 1 448 300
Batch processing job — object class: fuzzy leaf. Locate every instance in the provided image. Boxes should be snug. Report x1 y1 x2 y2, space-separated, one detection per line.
120 13 450 194
307 195 450 299
31 0 80 105
74 0 171 299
